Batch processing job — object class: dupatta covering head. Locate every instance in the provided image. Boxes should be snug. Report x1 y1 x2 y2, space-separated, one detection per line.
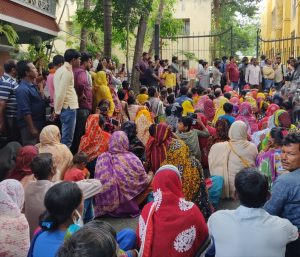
146 123 173 173
212 98 229 124
36 125 73 181
94 131 149 217
0 179 30 257
235 102 258 135
79 114 111 162
229 120 250 148
7 146 38 181
203 99 215 121
266 103 280 117
274 110 291 129
138 165 208 257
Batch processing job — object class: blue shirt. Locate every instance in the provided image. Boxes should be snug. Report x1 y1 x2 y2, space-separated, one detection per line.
175 95 192 106
264 168 300 230
33 230 66 257
0 73 18 118
219 114 235 126
16 79 46 129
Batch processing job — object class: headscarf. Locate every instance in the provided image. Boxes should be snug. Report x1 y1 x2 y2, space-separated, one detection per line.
135 109 153 146
235 102 258 135
258 104 280 130
138 165 208 257
0 179 30 256
182 100 194 116
121 121 145 160
0 142 22 181
7 146 38 181
229 120 250 146
94 131 149 217
256 92 266 110
203 99 215 122
274 110 291 129
79 114 111 162
230 96 240 106
146 123 173 173
212 97 229 124
195 95 209 111
36 125 73 181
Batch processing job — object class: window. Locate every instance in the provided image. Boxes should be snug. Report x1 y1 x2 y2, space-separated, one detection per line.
181 19 190 35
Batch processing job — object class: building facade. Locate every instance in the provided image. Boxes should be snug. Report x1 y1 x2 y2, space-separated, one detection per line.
261 0 300 62
160 0 212 67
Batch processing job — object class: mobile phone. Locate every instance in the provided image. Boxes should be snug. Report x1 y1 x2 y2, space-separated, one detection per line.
111 118 119 126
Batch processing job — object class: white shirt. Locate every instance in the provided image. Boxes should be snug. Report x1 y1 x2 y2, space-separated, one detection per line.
208 205 298 257
245 64 262 85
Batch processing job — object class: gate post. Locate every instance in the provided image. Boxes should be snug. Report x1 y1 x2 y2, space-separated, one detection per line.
256 29 261 58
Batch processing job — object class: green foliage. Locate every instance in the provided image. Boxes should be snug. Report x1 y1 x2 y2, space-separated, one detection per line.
212 0 262 56
178 50 198 61
0 23 19 46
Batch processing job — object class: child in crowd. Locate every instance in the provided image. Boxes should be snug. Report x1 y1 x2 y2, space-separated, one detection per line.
136 87 149 105
122 81 130 101
219 102 235 126
176 116 209 162
160 66 176 91
118 90 130 123
64 152 90 182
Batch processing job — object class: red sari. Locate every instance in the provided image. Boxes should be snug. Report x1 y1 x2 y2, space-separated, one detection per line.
137 165 208 257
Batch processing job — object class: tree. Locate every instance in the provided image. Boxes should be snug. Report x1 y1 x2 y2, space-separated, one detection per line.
79 0 91 52
131 6 152 92
103 0 112 58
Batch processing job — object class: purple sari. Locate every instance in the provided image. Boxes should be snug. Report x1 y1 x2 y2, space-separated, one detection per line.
94 131 150 217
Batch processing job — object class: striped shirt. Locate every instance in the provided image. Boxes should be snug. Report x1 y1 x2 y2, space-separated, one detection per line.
0 73 18 118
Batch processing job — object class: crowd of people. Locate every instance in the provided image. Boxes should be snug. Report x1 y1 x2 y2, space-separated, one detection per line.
0 48 300 257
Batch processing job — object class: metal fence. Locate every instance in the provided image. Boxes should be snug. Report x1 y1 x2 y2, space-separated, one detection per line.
257 35 300 63
160 27 233 66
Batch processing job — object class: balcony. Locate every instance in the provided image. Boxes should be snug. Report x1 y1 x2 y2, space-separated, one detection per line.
10 0 56 17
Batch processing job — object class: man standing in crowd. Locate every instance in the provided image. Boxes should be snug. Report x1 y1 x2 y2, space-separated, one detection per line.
208 169 298 257
53 49 80 148
135 52 149 86
245 58 262 89
71 52 93 154
16 61 46 145
238 56 249 92
0 59 19 142
262 58 275 90
264 132 300 257
212 59 222 88
145 60 160 89
46 55 64 111
226 56 239 91
274 56 287 90
92 52 101 71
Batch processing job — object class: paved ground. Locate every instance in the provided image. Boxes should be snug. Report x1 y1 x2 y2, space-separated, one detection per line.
102 199 240 233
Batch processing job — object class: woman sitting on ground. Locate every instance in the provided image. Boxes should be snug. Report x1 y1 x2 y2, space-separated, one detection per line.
36 125 73 181
28 182 83 257
94 131 152 218
146 123 212 220
138 165 209 257
208 120 258 199
6 145 38 189
121 121 145 161
78 114 111 177
0 179 30 257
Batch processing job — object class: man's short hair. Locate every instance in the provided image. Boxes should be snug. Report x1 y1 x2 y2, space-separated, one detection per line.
223 102 233 113
148 86 157 97
179 86 188 96
229 56 234 61
31 153 53 180
4 59 16 73
16 60 30 79
142 52 148 57
80 52 92 64
235 168 269 208
64 49 81 63
283 132 300 149
52 55 64 66
179 116 193 131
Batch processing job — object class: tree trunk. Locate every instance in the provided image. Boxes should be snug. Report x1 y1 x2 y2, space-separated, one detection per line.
103 0 112 58
148 0 165 56
79 0 91 52
212 0 221 60
131 10 151 93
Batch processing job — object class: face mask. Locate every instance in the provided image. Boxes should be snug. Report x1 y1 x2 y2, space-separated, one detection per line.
73 209 84 227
